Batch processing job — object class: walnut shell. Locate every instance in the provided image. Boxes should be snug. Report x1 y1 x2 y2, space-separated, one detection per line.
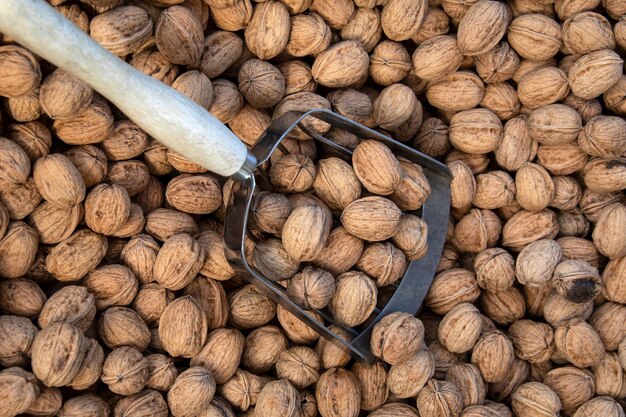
278 61 317 95
508 320 555 364
471 330 515 383
114 389 169 417
341 197 401 242
515 238 562 287
200 31 243 79
276 347 320 389
0 278 46 318
145 208 198 242
0 315 37 368
282 204 331 262
416 379 463 417
97 306 150 351
0 46 41 98
425 268 480 315
244 1 290 60
153 233 205 290
0 367 39 416
252 238 300 281
219 369 266 412
357 242 407 287
0 221 38 278
369 40 412 86
592 203 626 259
569 50 624 99
312 157 360 211
453 208 502 253
273 92 331 140
381 0 427 41
473 247 515 292
33 153 86 208
502 209 558 252
172 70 213 110
256 379 301 417
287 266 335 310
242 325 288 374
507 14 562 60
155 5 203 65
276 305 322 345
229 284 276 329
449 109 503 154
90 6 153 56
370 312 423 365
543 366 594 411
52 100 114 145
572 396 624 417
311 41 369 88
392 214 428 261
554 318 604 368
210 0 253 32
144 354 178 392
4 89 42 122
238 59 285 109
69 337 104 391
229 105 272 147
373 83 417 129
329 271 377 327
31 322 86 387
159 296 208 358
311 226 364 276
190 328 244 384
63 145 108 188
316 368 361 417
511 382 562 417
209 79 244 124
412 35 464 82
38 285 95 331
438 302 483 354
552 260 601 304
39 69 93 120
457 0 510 56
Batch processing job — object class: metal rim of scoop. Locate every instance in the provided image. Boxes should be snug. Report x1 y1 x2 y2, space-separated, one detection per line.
224 109 452 363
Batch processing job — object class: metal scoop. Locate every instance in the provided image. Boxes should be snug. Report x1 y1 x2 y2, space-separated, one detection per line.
0 0 451 362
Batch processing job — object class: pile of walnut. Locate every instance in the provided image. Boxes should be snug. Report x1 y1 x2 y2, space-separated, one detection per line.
1 0 626 416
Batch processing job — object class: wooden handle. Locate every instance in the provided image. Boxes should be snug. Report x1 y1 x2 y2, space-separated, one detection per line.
0 0 250 177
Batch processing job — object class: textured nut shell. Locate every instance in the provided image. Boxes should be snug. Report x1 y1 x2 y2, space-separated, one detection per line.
329 271 377 327
39 69 93 120
287 266 335 310
412 35 463 82
31 322 86 387
381 0 427 41
507 14 562 60
311 41 369 88
313 157 361 211
244 1 290 60
352 140 402 195
165 174 221 215
63 145 108 188
252 238 300 281
386 350 434 399
85 183 131 235
373 83 417 129
98 306 150 351
438 302 483 353
569 50 623 99
229 284 276 329
33 153 86 208
553 260 601 303
0 278 46 318
449 109 503 154
270 154 316 193
457 0 511 56
543 366 594 410
52 100 114 145
473 171 515 210
159 296 208 358
282 204 331 262
515 162 555 212
511 382 562 417
357 242 407 287
426 268 480 314
276 347 320 389
219 369 265 412
416 380 463 417
554 319 605 368
38 285 96 331
172 70 213 111
90 6 153 56
370 312 424 365
242 325 288 374
153 233 205 290
45 229 107 281
0 315 37 368
502 209 558 252
0 221 38 278
238 59 285 109
312 226 364 276
255 379 301 417
518 67 569 108
155 6 203 65
145 208 198 242
0 367 39 416
341 197 401 242
592 203 626 259
0 178 41 220
572 396 625 417
427 71 485 112
453 209 502 253
315 368 361 417
191 328 244 385
515 239 562 287
309 0 354 30
0 45 41 98
474 247 515 292
471 330 515 383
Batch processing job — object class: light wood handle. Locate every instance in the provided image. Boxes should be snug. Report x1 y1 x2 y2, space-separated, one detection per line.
0 0 250 177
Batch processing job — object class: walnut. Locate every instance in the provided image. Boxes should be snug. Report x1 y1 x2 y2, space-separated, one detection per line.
282 204 332 262
508 320 555 364
0 46 41 98
255 379 301 417
90 6 153 56
172 70 213 111
167 367 216 417
357 242 407 287
311 41 369 88
315 324 353 370
0 315 37 367
511 382 562 417
38 285 96 331
453 209 502 253
159 296 208 358
446 363 486 408
165 174 222 215
502 209 558 252
386 350 434 399
425 268 481 315
316 369 361 417
286 266 335 310
114 389 169 417
370 312 423 365
341 7 382 53
219 369 266 411
31 322 86 387
69 337 104 391
242 325 288 374
285 13 331 57
270 154 316 194
427 71 485 112
191 328 244 384
52 100 114 145
277 61 317 96
553 260 601 304
351 360 388 411
153 233 205 290
416 379 463 417
144 354 178 392
341 197 402 242
554 318 605 368
238 59 285 109
276 347 320 389
471 330 515 383
277 305 322 345
329 271 377 327
0 278 46 318
229 284 276 329
0 367 39 417
0 221 38 279
369 41 412 86
373 83 418 129
474 247 515 292
449 108 503 155
438 302 483 354
572 396 625 417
